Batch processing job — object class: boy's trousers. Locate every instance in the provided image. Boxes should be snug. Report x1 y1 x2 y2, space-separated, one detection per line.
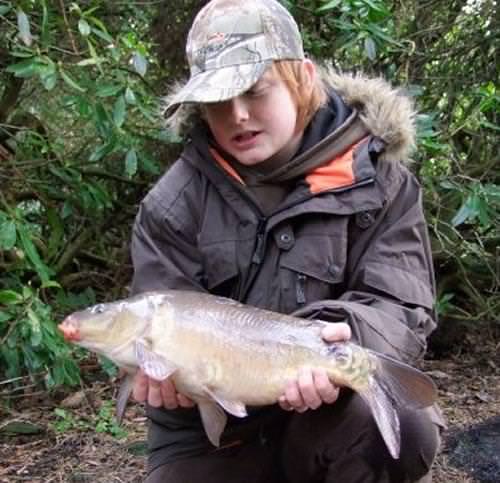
145 390 441 483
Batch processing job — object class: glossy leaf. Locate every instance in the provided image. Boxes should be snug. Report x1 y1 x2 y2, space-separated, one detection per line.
0 221 16 250
60 69 87 92
113 96 127 127
364 36 376 60
132 52 148 77
17 9 32 46
78 19 91 36
125 149 138 177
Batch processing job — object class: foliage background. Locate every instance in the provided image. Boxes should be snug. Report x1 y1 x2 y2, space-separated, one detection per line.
0 0 498 387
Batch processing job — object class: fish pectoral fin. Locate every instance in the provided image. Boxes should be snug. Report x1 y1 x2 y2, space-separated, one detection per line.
116 372 135 423
135 339 177 381
205 389 248 418
198 400 227 447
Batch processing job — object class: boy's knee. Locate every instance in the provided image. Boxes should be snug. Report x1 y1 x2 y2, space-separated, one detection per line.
397 407 441 480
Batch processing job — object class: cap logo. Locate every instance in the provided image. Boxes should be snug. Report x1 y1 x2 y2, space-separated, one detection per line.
207 32 227 44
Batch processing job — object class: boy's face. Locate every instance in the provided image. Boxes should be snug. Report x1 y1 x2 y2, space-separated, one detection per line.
203 67 301 166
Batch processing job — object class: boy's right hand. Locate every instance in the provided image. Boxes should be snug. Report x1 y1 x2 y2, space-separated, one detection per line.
132 369 195 409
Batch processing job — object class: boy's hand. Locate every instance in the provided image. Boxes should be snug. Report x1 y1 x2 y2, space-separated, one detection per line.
278 322 351 412
132 369 195 409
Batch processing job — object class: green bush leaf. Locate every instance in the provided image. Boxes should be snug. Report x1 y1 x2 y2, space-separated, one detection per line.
17 224 52 284
17 9 32 46
364 37 377 60
125 149 138 177
124 87 137 105
0 221 17 250
6 58 45 78
317 0 342 12
78 19 91 36
60 69 86 92
132 52 147 77
113 96 127 127
96 83 122 97
0 290 23 305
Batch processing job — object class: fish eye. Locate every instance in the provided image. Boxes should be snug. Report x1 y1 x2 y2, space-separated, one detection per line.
91 304 105 314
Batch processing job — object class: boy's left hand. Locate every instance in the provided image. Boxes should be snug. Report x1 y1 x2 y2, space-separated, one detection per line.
278 322 351 412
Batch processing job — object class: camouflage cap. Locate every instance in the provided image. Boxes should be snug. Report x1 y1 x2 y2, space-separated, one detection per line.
165 0 304 116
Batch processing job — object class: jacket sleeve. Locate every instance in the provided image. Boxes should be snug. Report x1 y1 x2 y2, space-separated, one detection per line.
292 162 436 364
130 161 206 295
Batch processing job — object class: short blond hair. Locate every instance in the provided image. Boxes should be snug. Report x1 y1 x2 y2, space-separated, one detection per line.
271 60 328 132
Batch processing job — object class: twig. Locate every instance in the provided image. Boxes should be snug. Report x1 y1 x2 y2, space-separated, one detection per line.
0 372 45 386
58 0 79 55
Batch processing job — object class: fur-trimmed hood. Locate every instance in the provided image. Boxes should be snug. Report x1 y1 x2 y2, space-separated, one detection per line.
163 65 416 163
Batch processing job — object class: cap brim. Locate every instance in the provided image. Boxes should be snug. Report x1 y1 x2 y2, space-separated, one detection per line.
165 61 271 117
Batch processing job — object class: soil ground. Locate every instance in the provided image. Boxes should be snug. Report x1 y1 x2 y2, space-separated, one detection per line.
1 325 499 483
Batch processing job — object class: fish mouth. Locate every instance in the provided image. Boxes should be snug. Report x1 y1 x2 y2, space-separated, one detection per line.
58 316 81 341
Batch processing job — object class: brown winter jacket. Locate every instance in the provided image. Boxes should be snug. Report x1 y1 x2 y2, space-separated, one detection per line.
130 70 443 463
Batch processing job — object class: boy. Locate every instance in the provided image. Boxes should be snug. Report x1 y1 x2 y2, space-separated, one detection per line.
130 0 444 481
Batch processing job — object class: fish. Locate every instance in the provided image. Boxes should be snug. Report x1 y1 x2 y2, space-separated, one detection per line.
58 290 437 459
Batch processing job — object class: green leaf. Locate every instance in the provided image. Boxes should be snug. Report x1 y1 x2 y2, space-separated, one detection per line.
0 6 12 15
124 87 137 105
0 311 14 323
60 69 86 92
17 9 32 46
88 16 113 41
479 120 500 132
96 84 122 97
78 19 91 36
90 27 114 43
6 58 45 78
17 224 52 284
132 52 147 77
362 0 389 14
113 96 127 127
0 421 44 435
89 142 113 162
40 0 50 47
76 58 103 67
125 149 138 177
317 0 342 12
27 308 43 347
0 290 23 305
364 37 376 60
0 221 17 250
451 194 480 227
41 71 57 90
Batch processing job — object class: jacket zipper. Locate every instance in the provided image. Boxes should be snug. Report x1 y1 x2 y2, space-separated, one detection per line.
238 217 267 300
296 274 307 305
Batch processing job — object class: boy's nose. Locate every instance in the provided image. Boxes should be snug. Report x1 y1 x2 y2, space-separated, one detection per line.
228 97 249 124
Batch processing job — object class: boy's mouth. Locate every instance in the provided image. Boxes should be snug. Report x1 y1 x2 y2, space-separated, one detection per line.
233 131 261 143
232 131 261 149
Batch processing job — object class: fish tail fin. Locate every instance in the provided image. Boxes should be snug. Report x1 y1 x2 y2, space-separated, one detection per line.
356 351 438 460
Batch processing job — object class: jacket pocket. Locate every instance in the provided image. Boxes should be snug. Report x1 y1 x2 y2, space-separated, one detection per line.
279 225 348 310
199 240 240 297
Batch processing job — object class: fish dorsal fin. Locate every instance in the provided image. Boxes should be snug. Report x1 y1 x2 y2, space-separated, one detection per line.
116 372 135 423
135 339 178 381
198 400 228 447
204 388 248 418
370 351 437 410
